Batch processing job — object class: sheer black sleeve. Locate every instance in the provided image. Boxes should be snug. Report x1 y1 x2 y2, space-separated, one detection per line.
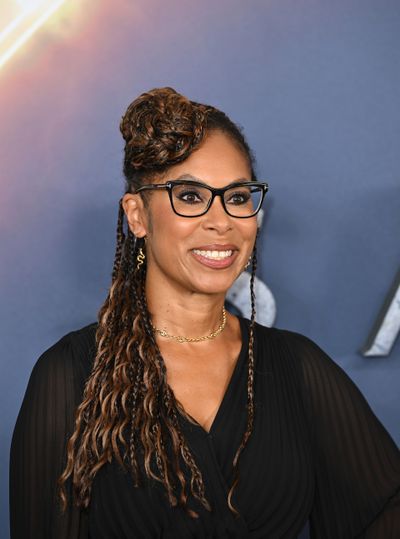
283 330 400 539
9 324 96 539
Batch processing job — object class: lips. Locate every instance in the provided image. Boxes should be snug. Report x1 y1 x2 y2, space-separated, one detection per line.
191 244 238 269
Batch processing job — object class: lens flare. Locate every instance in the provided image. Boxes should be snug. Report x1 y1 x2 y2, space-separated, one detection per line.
0 0 67 70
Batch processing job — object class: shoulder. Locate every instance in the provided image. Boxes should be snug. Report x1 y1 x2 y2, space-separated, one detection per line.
252 322 365 403
251 319 328 356
250 319 342 376
17 322 98 416
249 318 319 355
252 319 315 346
32 322 98 386
250 322 371 419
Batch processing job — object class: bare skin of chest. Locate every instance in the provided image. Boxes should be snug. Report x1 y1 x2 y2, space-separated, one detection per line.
160 332 242 433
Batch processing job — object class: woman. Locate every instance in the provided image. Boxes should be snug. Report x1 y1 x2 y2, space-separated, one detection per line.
10 87 400 538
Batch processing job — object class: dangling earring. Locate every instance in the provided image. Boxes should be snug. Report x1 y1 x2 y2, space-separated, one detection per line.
136 248 145 270
244 254 252 271
136 237 146 271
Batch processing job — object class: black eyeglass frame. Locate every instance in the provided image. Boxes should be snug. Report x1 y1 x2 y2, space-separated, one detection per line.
133 180 269 218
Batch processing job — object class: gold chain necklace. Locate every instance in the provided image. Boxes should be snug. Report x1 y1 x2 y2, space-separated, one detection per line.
152 306 227 343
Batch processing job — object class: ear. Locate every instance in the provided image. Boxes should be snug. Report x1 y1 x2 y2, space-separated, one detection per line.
122 193 148 238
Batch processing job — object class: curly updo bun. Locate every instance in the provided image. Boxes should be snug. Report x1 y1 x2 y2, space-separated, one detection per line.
119 87 256 191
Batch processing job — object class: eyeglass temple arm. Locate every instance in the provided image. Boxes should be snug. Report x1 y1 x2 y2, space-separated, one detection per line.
134 183 170 193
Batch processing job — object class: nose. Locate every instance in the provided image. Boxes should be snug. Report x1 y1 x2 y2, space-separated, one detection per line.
201 194 233 234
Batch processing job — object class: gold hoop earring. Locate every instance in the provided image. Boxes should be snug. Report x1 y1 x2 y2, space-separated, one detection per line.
136 247 145 270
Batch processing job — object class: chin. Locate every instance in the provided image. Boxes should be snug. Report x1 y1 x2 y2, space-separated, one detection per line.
188 274 237 296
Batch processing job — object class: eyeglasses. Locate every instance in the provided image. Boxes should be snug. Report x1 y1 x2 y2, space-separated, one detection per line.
134 180 269 218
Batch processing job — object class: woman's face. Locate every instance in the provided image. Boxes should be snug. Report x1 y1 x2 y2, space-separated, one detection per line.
123 130 258 297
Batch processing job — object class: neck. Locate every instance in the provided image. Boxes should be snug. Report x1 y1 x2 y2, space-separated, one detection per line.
145 276 226 339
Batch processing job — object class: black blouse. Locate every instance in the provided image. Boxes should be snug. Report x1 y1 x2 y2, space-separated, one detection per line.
9 317 400 538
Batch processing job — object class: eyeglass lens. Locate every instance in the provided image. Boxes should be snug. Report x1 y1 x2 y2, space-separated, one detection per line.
171 183 263 217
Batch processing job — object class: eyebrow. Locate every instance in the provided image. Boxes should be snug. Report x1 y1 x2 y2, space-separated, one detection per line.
172 173 251 184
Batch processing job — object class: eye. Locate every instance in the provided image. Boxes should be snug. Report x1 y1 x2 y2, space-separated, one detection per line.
175 188 205 205
226 189 251 205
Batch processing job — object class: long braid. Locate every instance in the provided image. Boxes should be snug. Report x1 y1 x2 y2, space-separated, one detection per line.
227 230 258 514
112 198 126 281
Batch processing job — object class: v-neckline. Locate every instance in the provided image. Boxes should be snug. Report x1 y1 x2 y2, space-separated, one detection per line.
178 316 249 437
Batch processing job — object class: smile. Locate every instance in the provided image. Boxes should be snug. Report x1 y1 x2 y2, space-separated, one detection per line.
192 249 233 260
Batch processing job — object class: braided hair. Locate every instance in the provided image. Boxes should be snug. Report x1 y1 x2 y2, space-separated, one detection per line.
58 87 259 518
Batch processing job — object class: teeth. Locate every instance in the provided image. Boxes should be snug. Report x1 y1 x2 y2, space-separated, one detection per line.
193 249 233 260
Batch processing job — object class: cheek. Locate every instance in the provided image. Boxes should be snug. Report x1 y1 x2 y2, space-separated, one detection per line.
148 213 197 259
240 220 258 243
154 217 196 242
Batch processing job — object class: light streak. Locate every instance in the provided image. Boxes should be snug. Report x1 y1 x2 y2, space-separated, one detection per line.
0 0 67 70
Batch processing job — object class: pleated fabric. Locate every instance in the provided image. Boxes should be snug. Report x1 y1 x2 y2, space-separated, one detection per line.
9 318 400 538
9 323 96 538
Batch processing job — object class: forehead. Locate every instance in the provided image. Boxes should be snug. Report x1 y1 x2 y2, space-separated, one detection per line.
163 131 251 187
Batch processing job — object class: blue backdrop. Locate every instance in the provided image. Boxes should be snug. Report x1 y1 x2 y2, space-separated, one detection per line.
1 1 399 537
